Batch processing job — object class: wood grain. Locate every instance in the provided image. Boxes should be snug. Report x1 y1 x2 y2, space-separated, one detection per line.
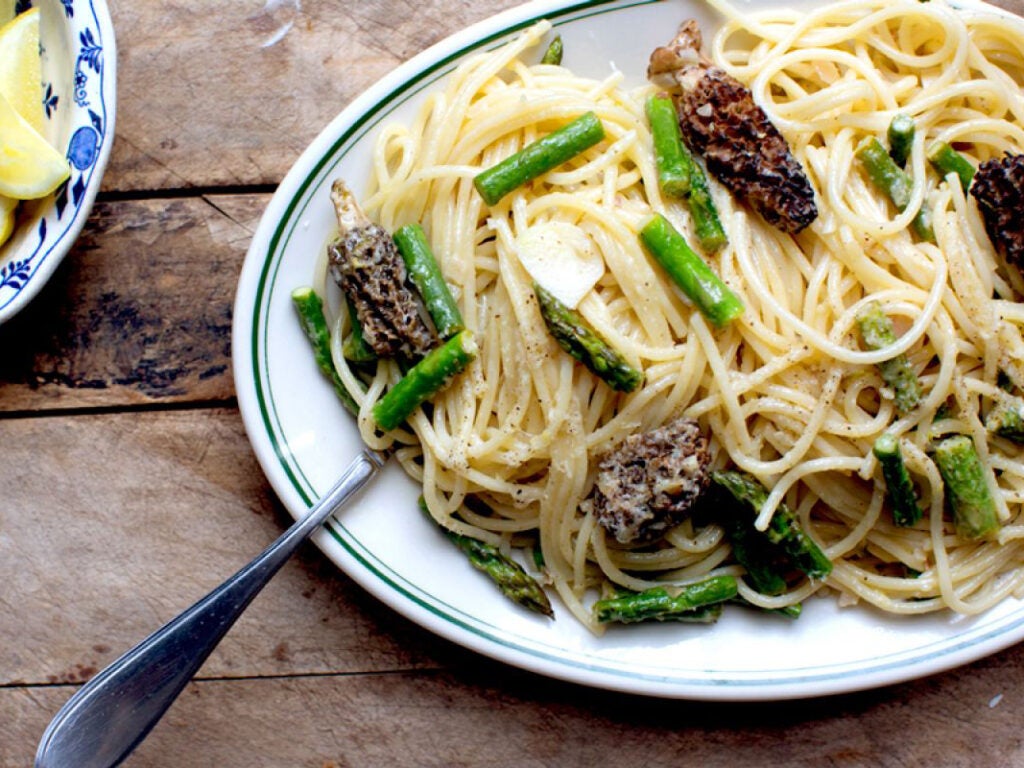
0 195 263 410
107 0 522 192
6 653 1024 767
0 408 448 687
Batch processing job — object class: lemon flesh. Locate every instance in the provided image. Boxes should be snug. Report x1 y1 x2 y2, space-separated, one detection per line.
0 89 69 199
0 8 44 133
0 194 16 246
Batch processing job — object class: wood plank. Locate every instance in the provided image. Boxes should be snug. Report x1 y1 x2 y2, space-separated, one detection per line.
0 194 264 411
102 0 1024 194
0 407 449 688
7 655 1024 768
992 0 1024 14
106 0 522 192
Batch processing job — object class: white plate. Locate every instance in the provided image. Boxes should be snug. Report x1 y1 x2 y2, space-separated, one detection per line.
0 0 116 323
233 0 1024 700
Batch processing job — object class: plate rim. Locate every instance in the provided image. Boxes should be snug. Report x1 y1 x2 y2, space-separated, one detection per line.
232 0 1024 700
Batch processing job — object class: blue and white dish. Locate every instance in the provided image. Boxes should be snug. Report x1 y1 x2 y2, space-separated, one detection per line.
0 0 116 324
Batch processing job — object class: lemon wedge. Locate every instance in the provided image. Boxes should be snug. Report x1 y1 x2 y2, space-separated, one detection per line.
0 88 69 199
0 194 16 245
0 8 44 133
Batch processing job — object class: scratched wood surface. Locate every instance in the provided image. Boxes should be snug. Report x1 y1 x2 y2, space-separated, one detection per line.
4 0 1024 766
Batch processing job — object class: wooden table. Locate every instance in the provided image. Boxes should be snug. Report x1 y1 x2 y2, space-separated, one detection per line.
4 1 1024 765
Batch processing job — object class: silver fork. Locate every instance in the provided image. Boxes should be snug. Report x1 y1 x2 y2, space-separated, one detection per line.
34 449 386 768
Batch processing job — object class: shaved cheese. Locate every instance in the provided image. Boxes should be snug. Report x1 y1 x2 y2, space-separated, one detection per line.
515 222 604 309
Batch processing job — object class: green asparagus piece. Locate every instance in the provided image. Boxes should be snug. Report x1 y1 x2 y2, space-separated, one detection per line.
639 213 744 327
855 136 935 242
531 543 546 570
873 433 924 526
934 398 956 421
646 94 691 198
418 498 553 617
593 575 737 624
534 283 644 392
686 154 729 253
858 137 911 205
341 298 377 362
473 112 605 206
927 141 975 193
887 114 915 168
933 435 1000 540
718 505 791 595
291 286 360 416
393 223 464 340
540 34 563 65
856 300 923 414
710 478 812 596
711 470 833 580
986 397 1024 444
646 95 727 251
598 599 722 625
770 602 802 619
372 329 477 431
731 597 803 619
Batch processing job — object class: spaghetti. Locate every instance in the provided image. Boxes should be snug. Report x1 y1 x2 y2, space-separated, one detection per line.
313 0 1024 633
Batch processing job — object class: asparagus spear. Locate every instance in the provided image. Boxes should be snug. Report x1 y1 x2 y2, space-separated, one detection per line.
706 479 811 596
986 397 1024 444
534 283 644 392
592 575 737 624
767 601 802 619
927 141 974 194
855 136 935 242
887 114 915 168
856 300 923 414
873 433 924 527
531 544 546 570
685 153 729 253
711 470 833 580
393 223 464 340
342 298 377 363
291 286 360 416
418 498 553 617
933 434 1000 540
540 34 563 65
646 94 727 252
373 329 477 431
719 508 791 595
473 112 605 206
647 94 691 197
731 597 803 619
639 213 744 327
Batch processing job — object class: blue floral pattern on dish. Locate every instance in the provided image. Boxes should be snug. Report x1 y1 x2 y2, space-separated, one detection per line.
0 0 116 320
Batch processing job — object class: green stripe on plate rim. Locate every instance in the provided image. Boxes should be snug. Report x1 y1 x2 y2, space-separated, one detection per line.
246 0 1024 690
